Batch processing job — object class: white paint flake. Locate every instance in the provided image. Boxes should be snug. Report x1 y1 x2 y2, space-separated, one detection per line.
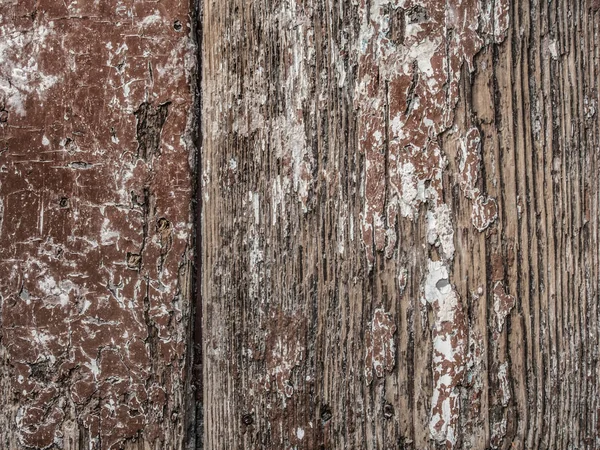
0 23 59 116
426 204 455 261
493 281 516 332
497 362 511 407
424 260 466 447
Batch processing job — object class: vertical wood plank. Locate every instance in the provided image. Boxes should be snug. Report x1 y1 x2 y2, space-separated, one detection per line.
203 0 600 449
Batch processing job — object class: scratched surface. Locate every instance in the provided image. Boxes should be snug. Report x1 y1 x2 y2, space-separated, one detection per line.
203 0 600 449
0 1 196 448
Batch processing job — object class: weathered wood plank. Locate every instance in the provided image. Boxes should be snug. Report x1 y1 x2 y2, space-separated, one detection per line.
202 0 600 448
0 1 198 448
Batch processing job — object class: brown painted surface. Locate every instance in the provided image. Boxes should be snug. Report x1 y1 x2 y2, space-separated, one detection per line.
203 0 600 449
3 0 600 448
0 1 197 448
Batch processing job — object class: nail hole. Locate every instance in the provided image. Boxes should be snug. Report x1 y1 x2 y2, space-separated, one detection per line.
127 252 142 270
156 217 171 232
320 405 332 423
241 413 254 426
59 197 69 208
173 20 182 31
383 403 394 419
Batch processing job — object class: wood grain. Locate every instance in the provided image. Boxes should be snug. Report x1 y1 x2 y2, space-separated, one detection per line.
202 0 600 449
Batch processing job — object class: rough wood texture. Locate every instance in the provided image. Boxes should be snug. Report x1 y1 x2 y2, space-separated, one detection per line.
202 0 600 449
0 1 197 448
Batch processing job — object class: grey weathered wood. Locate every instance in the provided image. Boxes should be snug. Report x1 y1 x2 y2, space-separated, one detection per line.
202 0 600 448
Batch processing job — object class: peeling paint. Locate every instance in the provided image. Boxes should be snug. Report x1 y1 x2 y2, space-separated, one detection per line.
0 22 59 116
471 194 498 232
355 0 509 267
219 4 316 215
492 281 515 333
464 328 484 415
424 260 467 448
427 203 455 261
497 361 511 407
0 3 196 447
352 3 510 441
365 307 397 385
265 313 306 398
458 127 482 200
490 415 508 450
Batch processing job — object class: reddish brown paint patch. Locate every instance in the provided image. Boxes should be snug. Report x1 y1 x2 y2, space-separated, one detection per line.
355 0 509 269
354 1 509 446
464 328 484 417
472 194 498 231
265 312 306 398
0 2 195 447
